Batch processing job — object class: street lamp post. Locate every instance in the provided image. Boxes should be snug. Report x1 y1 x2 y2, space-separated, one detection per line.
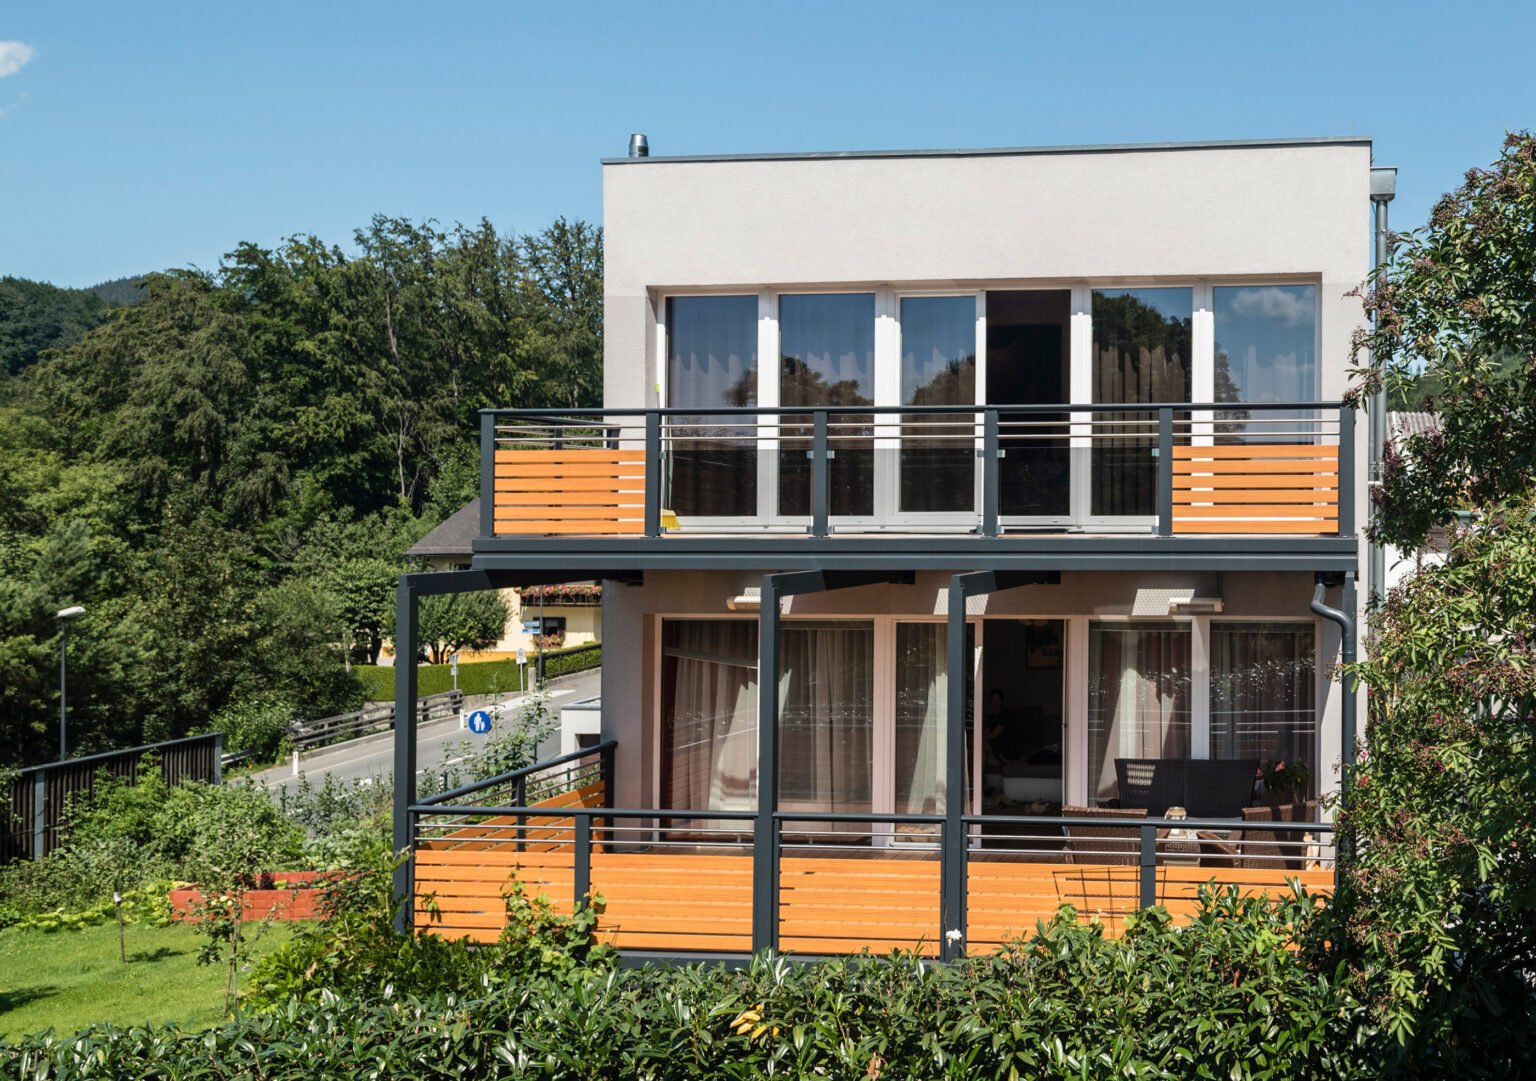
56 606 85 760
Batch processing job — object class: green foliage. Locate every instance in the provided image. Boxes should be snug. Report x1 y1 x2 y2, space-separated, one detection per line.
353 644 600 700
9 889 1375 1079
1333 497 1536 1073
1352 131 1536 548
206 694 294 762
413 590 512 665
0 215 601 766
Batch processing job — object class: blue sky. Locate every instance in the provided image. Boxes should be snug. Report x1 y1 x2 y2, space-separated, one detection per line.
2 1 1533 288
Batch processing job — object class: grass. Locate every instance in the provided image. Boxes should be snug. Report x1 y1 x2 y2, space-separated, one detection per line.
0 919 297 1040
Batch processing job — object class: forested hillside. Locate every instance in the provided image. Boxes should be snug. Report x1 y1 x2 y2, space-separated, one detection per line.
0 215 601 767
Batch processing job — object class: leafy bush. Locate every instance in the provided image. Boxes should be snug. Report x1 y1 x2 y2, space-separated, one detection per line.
4 888 1378 1079
206 693 295 762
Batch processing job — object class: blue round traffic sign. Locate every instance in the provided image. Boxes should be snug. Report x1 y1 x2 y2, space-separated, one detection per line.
467 709 492 734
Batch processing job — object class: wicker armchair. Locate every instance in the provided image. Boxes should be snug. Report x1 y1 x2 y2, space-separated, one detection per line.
1060 805 1148 866
1200 800 1319 870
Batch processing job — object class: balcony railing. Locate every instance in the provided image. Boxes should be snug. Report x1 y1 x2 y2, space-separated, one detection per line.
479 402 1353 540
408 742 1336 960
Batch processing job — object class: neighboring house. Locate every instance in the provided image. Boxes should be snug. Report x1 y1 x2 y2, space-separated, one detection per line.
1383 411 1449 591
404 498 601 659
395 136 1378 961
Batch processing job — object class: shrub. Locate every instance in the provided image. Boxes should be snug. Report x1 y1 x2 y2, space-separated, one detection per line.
4 888 1376 1079
206 693 295 762
353 643 600 700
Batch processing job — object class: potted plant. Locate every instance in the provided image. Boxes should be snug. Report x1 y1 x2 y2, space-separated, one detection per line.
1258 759 1310 808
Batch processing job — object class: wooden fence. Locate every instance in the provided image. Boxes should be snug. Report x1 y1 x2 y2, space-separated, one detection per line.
2 733 222 861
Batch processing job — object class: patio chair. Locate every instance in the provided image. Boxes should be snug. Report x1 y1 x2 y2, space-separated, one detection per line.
1060 805 1148 866
1200 800 1319 870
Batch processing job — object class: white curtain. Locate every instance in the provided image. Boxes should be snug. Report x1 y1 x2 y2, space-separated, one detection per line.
778 621 873 836
661 621 758 816
1210 622 1315 785
895 624 947 824
1087 623 1192 804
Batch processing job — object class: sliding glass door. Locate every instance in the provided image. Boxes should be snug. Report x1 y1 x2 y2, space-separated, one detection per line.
1210 622 1316 795
664 296 760 519
898 296 976 516
1086 623 1192 805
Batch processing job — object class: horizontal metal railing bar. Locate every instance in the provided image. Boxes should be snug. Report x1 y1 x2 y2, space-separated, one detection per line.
413 740 617 806
411 804 758 820
962 813 1333 833
484 401 1344 419
773 810 947 824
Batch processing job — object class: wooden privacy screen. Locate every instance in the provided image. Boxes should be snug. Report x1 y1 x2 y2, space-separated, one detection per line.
493 449 646 535
1171 444 1340 535
413 845 1332 956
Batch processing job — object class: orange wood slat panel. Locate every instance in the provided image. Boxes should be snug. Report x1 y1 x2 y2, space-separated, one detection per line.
1172 505 1342 519
1172 519 1338 534
495 505 641 520
494 461 648 479
1171 459 1338 476
1173 488 1339 504
494 520 647 535
495 449 647 463
1173 475 1339 491
1172 445 1339 460
496 492 643 507
495 476 645 493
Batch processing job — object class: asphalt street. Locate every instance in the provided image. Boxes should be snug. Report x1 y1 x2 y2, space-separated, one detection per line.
248 668 601 795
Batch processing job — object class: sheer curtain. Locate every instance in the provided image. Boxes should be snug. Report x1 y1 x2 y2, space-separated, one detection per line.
661 621 759 819
895 623 947 823
1087 623 1192 804
778 621 873 837
1211 622 1315 789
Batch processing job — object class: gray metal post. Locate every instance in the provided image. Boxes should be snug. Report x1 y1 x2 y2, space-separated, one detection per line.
392 577 420 934
213 733 224 786
1368 170 1396 607
1138 824 1158 909
1156 407 1174 536
31 771 45 859
574 814 592 909
58 621 68 760
644 412 662 537
981 408 1000 538
1338 408 1356 537
811 410 830 537
479 412 496 540
752 575 782 953
942 577 969 960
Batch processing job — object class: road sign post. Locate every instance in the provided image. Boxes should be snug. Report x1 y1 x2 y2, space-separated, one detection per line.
517 647 527 694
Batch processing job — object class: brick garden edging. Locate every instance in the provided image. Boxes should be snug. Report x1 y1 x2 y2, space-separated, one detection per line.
168 871 330 922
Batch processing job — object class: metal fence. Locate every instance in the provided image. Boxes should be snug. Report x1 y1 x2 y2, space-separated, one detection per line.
289 690 463 775
2 733 223 862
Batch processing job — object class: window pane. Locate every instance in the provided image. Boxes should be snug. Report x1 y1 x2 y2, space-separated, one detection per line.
666 295 758 517
778 294 875 516
660 620 759 815
1213 285 1318 442
900 296 976 513
1087 622 1191 804
1211 622 1315 796
1091 289 1192 516
779 620 873 830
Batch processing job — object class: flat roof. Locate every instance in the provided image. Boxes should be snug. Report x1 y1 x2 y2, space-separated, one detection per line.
602 135 1372 166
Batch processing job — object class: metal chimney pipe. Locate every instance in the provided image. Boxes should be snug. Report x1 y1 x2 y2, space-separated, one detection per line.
628 133 649 158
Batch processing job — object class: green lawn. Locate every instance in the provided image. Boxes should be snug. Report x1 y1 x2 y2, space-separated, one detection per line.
0 919 297 1040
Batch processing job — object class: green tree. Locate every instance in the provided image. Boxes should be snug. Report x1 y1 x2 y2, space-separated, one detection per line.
1352 131 1536 548
1335 498 1536 1073
409 591 510 665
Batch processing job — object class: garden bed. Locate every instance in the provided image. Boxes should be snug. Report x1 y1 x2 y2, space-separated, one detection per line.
168 872 329 923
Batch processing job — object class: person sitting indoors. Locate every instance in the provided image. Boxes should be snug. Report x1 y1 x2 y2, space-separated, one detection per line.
983 690 1026 766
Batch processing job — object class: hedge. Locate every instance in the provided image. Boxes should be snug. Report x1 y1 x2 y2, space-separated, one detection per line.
355 645 601 701
0 894 1384 1080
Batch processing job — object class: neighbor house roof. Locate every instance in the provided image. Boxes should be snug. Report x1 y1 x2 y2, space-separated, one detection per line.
1388 412 1441 451
406 499 478 560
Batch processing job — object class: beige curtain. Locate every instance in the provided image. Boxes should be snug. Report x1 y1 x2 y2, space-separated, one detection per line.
778 621 873 837
1210 623 1315 787
1087 623 1192 804
661 621 758 817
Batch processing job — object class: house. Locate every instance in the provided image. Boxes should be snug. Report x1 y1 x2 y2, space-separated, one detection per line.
394 135 1382 961
404 498 602 658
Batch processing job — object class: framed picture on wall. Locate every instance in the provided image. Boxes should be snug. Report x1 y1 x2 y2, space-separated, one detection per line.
1026 623 1063 669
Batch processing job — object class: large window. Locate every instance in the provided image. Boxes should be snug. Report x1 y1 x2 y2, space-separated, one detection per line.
894 623 949 823
659 620 759 814
1213 285 1318 440
1091 288 1193 516
899 296 976 514
665 295 759 517
778 621 874 827
1210 622 1316 793
1087 622 1192 804
778 294 876 517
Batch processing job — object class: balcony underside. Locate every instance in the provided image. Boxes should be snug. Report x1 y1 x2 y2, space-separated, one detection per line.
471 533 1359 574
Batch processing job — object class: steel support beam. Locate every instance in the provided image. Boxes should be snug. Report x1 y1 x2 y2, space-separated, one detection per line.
943 570 1060 960
752 569 915 954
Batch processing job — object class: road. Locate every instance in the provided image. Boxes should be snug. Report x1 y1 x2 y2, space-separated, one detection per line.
249 669 601 795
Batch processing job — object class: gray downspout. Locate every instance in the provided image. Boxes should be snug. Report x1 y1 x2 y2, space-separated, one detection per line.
1311 572 1358 869
1368 167 1396 608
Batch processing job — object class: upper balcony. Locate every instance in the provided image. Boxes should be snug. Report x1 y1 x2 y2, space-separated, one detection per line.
473 401 1357 574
